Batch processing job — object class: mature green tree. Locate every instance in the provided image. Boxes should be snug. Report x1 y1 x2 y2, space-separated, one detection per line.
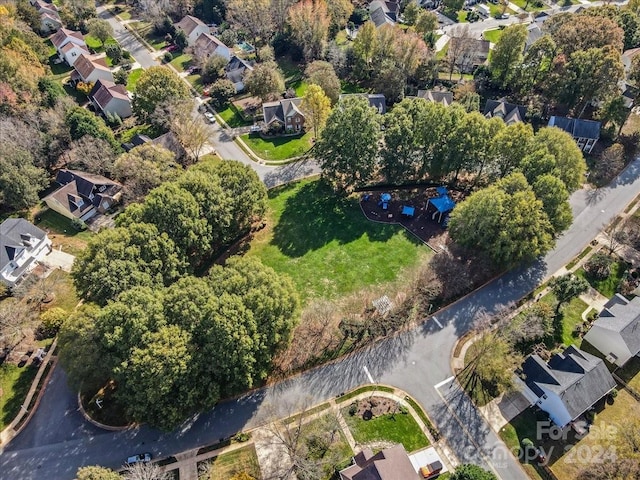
118 183 211 266
550 274 589 313
58 306 110 393
516 35 557 95
532 174 573 233
490 122 534 179
415 10 438 37
490 24 528 88
114 144 181 203
0 145 47 210
616 9 640 50
352 21 378 75
244 62 285 102
305 61 341 104
561 46 624 117
72 223 186 305
380 99 421 183
449 173 553 266
200 54 228 84
207 78 237 109
403 1 420 25
546 13 623 56
65 107 118 149
301 84 331 140
75 465 121 480
226 0 274 52
326 0 353 34
132 66 190 120
372 59 406 105
315 96 381 193
450 464 497 480
116 324 194 429
446 111 499 182
531 127 587 192
86 18 113 46
442 0 464 15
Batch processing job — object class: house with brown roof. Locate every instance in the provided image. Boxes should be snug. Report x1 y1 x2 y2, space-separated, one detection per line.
263 98 305 133
72 53 114 84
89 79 132 119
193 32 231 62
44 170 123 222
32 0 62 33
51 28 88 66
175 15 210 46
339 445 421 480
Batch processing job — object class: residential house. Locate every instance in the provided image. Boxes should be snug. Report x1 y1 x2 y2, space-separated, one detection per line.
152 132 188 163
339 93 387 114
50 28 88 66
44 169 123 222
369 0 400 28
484 100 527 125
32 0 62 33
89 79 132 119
193 32 231 62
225 55 253 92
72 53 114 84
122 133 152 152
622 48 640 74
584 294 640 367
533 11 550 23
339 445 421 480
449 37 490 73
519 345 616 428
262 98 306 133
548 116 601 153
175 15 210 46
416 89 453 106
0 219 52 288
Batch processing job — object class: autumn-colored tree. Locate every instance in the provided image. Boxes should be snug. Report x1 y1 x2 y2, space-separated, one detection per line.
226 0 274 55
305 61 341 104
287 0 330 61
244 62 285 102
546 13 624 56
326 0 353 34
301 84 331 140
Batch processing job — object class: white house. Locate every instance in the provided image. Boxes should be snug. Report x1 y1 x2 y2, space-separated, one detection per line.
175 15 210 46
584 294 640 367
32 0 62 33
89 79 132 119
0 219 52 288
520 345 616 428
72 53 114 84
193 32 231 62
50 28 88 66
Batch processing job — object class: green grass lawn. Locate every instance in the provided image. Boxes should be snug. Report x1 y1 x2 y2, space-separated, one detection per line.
241 131 312 161
49 56 74 76
575 262 627 298
126 68 143 92
436 41 449 60
342 407 429 453
302 416 353 480
290 79 309 97
169 53 193 72
217 103 253 127
45 269 80 312
483 28 503 43
340 81 367 94
510 0 546 10
186 73 203 94
129 21 167 50
61 80 88 105
246 180 428 302
276 56 303 83
84 35 117 53
0 364 38 430
614 355 640 392
499 409 545 480
489 3 514 16
201 444 262 480
539 292 589 347
32 207 93 257
457 10 468 22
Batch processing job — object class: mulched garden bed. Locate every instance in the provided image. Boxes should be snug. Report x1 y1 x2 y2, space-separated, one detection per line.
352 396 400 420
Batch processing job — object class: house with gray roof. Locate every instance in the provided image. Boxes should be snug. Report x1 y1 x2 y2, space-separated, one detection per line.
339 94 387 114
368 0 400 28
44 170 123 222
225 55 253 92
519 345 616 428
584 294 640 367
548 116 601 153
0 219 52 287
484 100 527 125
262 98 305 133
416 90 453 106
525 23 543 51
339 445 421 480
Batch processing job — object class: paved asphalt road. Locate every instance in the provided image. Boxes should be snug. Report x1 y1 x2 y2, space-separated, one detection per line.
97 7 157 69
3 159 640 480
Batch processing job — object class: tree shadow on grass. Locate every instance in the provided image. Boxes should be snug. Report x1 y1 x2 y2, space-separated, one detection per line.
271 181 413 258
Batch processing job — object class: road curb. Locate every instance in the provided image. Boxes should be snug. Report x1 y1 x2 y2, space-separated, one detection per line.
76 392 132 432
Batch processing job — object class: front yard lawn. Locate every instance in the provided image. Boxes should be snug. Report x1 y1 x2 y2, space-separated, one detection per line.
169 53 193 72
126 68 143 92
241 131 312 161
342 407 429 453
129 21 167 50
510 0 546 10
200 444 262 480
290 79 309 97
538 292 589 348
499 409 546 480
483 28 503 43
0 364 38 430
217 103 253 127
32 207 93 257
575 261 627 298
247 179 428 302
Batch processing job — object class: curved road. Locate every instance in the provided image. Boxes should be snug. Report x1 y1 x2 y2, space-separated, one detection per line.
2 160 640 479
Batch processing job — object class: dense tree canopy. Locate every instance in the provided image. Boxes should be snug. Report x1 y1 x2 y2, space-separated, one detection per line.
490 24 528 88
244 62 285 102
132 67 190 120
305 60 341 104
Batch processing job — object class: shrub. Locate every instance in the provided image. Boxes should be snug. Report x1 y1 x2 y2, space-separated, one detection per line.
348 402 357 416
72 218 87 231
233 432 250 443
584 253 613 280
609 388 618 399
521 438 534 448
163 51 172 63
40 307 68 337
105 43 123 64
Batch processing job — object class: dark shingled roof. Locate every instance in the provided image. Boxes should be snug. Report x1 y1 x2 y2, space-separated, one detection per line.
548 116 601 140
484 100 527 125
522 346 616 423
262 98 304 125
1 219 47 271
593 294 640 358
340 445 421 480
417 90 453 106
339 93 387 114
45 170 122 219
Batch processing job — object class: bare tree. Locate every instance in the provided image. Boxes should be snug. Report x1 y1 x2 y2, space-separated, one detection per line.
123 462 173 480
62 137 116 176
446 26 476 81
0 299 36 351
153 100 209 164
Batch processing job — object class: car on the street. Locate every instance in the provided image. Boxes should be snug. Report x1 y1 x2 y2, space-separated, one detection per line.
204 111 216 123
126 453 152 465
166 44 178 52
